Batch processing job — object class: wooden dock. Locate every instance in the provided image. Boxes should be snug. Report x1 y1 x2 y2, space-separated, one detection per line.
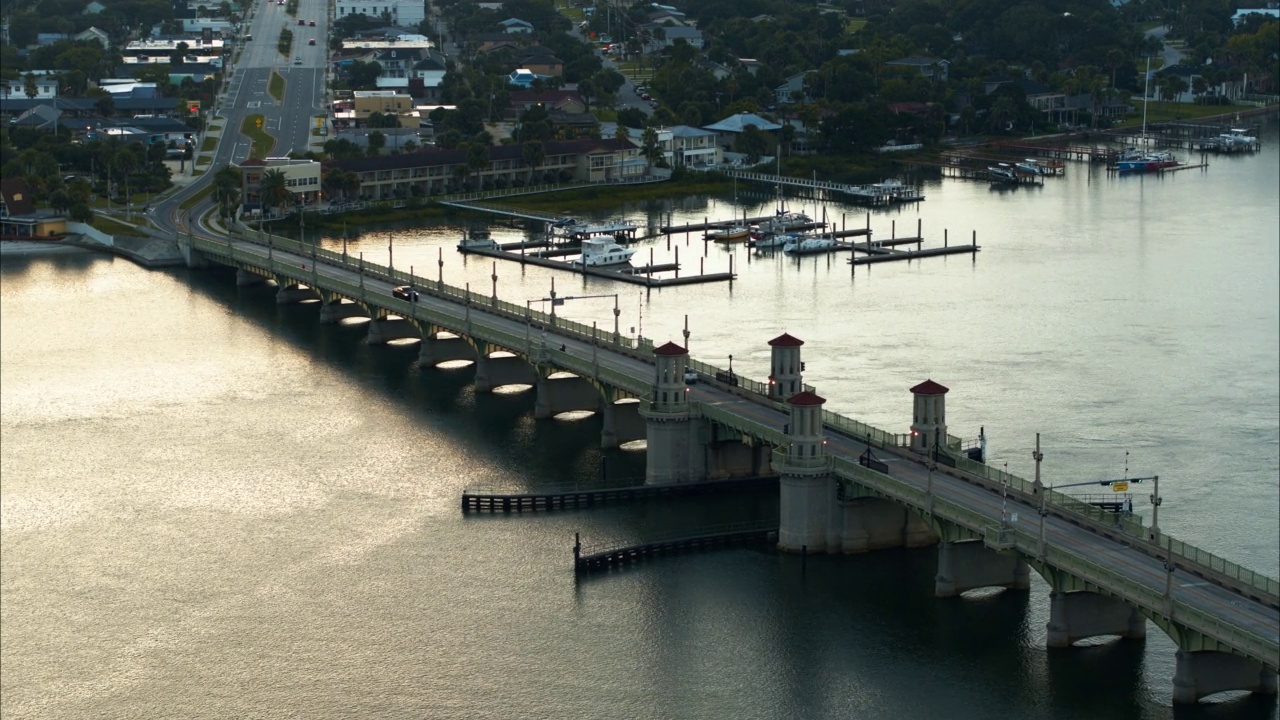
574 523 779 574
458 244 736 287
463 475 779 513
850 243 980 265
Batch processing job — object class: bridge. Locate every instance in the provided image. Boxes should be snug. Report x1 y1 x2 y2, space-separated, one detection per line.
172 227 1278 704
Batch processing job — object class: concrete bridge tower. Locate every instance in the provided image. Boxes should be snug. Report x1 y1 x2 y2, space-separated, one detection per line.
777 390 830 552
767 332 804 402
641 341 700 484
909 379 949 456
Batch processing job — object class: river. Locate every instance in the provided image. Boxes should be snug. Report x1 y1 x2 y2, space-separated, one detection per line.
2 122 1277 719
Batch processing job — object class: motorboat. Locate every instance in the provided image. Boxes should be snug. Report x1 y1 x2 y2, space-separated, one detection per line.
1015 159 1051 175
1208 128 1258 153
987 163 1019 184
457 227 498 251
749 231 795 250
707 225 750 243
572 237 636 267
782 232 838 255
754 210 814 234
1116 151 1179 173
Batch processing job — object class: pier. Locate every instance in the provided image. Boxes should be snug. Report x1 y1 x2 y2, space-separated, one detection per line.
574 523 779 574
724 170 925 206
458 242 735 287
462 475 778 513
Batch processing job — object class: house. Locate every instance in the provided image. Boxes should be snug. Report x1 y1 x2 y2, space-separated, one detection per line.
82 0 105 13
1 177 66 238
622 124 674 165
775 71 815 105
323 138 644 199
661 26 703 48
352 89 414 119
35 32 70 46
697 59 731 81
372 47 423 89
333 0 425 26
10 104 62 130
1233 7 1280 25
1155 64 1204 103
75 26 110 48
515 47 563 77
547 109 599 138
703 112 782 148
1 77 59 100
498 18 534 34
738 58 764 77
470 33 522 54
508 90 586 115
886 56 949 82
234 157 322 215
408 51 448 100
668 125 720 167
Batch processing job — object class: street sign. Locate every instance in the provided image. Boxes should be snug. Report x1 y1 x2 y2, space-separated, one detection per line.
256 117 263 128
1112 481 1129 492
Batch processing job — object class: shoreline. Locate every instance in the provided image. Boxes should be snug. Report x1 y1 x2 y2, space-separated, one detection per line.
0 240 93 257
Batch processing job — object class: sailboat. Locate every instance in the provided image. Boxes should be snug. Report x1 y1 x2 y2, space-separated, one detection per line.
749 155 813 248
1119 57 1181 174
782 207 838 255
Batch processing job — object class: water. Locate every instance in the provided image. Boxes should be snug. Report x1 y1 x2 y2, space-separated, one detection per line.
3 124 1277 719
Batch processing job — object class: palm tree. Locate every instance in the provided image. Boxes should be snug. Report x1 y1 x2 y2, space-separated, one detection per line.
113 146 139 217
522 140 545 184
212 166 242 222
640 126 661 173
466 143 490 189
258 168 292 219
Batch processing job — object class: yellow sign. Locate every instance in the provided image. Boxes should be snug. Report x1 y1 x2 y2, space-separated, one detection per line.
316 116 323 128
256 117 263 128
1112 481 1129 492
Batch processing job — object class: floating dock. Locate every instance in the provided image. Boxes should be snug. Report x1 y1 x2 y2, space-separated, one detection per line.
574 524 779 574
462 475 778 513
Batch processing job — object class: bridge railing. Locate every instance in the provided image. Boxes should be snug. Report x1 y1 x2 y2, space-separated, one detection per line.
197 231 1280 604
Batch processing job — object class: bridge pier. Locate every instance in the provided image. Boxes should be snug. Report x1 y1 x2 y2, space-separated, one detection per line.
419 332 475 366
366 314 420 344
473 350 538 391
534 373 598 419
276 283 321 304
236 268 267 286
934 540 1029 597
640 342 703 484
1045 591 1146 647
1172 650 1278 704
600 397 644 449
318 297 368 324
777 390 830 553
831 496 938 553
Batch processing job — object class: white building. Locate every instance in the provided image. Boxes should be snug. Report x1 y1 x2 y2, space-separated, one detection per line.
236 157 322 213
0 77 59 99
669 125 721 167
334 0 424 27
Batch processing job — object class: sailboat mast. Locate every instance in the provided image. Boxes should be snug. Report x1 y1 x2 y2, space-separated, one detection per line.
1141 55 1151 144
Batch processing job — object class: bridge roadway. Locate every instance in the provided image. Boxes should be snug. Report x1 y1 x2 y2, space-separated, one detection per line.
190 232 1279 673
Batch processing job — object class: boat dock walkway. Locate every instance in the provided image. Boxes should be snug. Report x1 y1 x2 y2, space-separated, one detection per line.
463 475 778 513
661 216 822 234
724 171 925 206
457 244 735 287
574 522 780 574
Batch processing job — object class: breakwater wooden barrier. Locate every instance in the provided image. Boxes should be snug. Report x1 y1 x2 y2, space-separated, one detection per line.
462 475 779 513
573 522 780 574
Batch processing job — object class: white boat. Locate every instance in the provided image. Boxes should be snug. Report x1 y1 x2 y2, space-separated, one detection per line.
754 210 814 234
750 231 799 250
1015 159 1050 175
457 228 498 251
988 163 1019 184
572 237 636 267
1209 128 1258 153
782 232 838 255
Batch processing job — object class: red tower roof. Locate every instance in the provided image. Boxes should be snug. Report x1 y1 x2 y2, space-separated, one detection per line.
786 391 826 406
768 332 804 347
653 341 688 356
910 379 949 395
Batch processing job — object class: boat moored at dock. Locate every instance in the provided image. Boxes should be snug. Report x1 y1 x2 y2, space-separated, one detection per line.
457 228 498 251
571 237 637 268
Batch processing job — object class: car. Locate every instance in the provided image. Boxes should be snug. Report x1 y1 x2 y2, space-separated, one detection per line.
245 33 253 40
308 38 315 45
294 56 302 64
392 286 420 302
647 99 658 108
684 370 698 384
298 19 305 25
640 92 650 100
309 20 316 26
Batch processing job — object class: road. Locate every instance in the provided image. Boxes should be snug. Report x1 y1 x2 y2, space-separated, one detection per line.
155 0 329 236
202 232 1279 667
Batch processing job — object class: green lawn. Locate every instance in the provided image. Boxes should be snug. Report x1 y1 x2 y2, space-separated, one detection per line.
201 136 217 152
179 184 215 211
268 71 285 102
241 114 278 158
845 18 867 33
1116 101 1247 127
93 215 149 237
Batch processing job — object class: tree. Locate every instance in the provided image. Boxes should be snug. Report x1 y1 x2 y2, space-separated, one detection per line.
777 123 795 157
367 131 386 156
466 143 490 188
735 124 767 163
522 140 544 183
257 168 292 218
212 166 242 221
23 73 37 100
70 203 94 223
640 126 661 173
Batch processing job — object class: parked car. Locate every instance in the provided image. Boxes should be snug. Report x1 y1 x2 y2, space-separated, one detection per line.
294 56 302 64
308 38 315 45
392 286 420 302
297 18 305 25
309 20 316 25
